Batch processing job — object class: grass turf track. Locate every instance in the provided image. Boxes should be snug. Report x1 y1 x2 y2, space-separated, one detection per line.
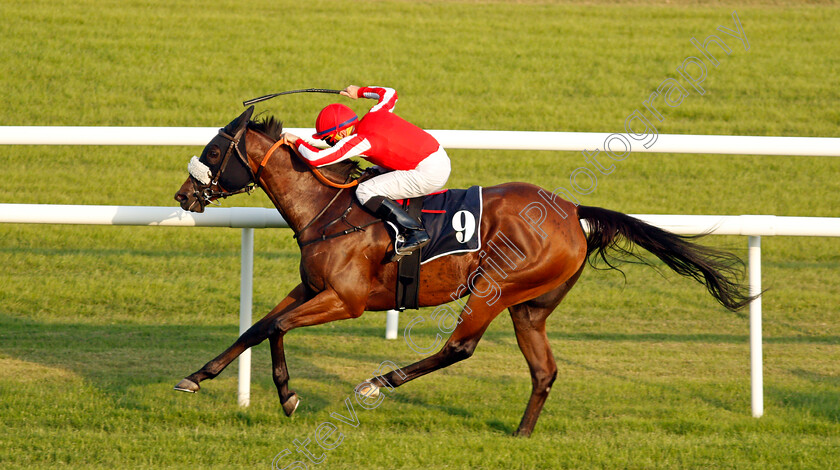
1 1 839 468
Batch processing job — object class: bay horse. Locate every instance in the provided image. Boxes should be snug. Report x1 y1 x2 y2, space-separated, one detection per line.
173 107 754 437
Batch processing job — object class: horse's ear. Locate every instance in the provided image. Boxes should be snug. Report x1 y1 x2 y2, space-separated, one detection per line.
240 105 254 126
224 105 255 133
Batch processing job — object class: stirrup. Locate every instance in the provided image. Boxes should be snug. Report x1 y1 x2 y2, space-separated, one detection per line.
390 236 410 262
391 232 429 262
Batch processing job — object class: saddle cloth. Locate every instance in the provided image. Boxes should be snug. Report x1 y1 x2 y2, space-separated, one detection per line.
389 186 482 310
403 185 483 264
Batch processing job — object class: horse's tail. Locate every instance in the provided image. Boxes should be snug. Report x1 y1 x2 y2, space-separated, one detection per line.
577 205 756 311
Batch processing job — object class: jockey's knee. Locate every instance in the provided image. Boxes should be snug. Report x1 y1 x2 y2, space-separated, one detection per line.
355 182 378 206
417 147 451 190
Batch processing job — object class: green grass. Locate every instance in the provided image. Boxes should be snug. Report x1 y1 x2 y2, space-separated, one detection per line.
1 1 839 469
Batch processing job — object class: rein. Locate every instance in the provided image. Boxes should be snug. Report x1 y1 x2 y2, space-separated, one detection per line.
289 141 359 189
259 137 359 189
308 167 359 189
256 137 374 246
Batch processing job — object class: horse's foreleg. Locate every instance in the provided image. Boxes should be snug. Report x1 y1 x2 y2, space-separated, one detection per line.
269 331 299 416
174 283 309 393
266 288 365 415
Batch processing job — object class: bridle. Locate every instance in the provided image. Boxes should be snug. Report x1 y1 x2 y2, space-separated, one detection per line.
189 126 257 209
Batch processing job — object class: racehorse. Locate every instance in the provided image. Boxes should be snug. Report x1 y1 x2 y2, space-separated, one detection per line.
173 107 754 437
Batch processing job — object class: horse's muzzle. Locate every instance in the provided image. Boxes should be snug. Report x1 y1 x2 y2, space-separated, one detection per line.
174 179 206 213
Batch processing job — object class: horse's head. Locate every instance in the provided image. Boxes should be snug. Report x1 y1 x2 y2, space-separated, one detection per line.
174 106 256 212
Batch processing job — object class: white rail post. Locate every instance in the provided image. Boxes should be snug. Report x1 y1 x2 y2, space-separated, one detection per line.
238 228 254 407
748 235 763 418
385 309 400 340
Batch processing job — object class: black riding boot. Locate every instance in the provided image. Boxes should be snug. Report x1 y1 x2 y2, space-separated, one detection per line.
364 197 430 258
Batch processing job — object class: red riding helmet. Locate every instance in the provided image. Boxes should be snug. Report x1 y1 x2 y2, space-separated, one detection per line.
312 103 358 140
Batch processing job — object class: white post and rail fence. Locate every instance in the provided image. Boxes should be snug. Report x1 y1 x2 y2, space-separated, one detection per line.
2 127 839 415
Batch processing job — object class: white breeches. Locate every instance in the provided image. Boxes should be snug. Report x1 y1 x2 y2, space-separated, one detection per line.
355 147 451 205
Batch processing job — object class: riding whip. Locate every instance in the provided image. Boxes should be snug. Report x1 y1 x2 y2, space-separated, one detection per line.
242 88 342 107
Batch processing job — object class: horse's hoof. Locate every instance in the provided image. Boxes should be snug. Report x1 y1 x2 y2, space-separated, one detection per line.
282 394 300 417
354 380 380 399
174 378 200 393
513 428 532 438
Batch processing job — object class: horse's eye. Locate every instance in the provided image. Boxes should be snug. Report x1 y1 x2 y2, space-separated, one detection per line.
208 147 221 161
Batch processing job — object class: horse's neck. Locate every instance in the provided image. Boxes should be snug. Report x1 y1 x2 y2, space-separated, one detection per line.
246 131 343 234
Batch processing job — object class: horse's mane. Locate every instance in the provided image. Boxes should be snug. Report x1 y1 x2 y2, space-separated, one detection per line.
248 114 361 182
248 114 284 140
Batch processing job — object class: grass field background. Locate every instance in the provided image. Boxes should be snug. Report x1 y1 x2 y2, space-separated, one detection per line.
1 1 839 468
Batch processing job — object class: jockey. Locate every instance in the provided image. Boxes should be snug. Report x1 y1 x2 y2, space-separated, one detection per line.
282 85 451 258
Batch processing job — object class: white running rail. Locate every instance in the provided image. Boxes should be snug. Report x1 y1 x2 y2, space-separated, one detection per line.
3 204 840 415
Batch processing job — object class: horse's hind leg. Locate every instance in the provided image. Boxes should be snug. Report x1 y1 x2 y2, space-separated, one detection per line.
371 295 508 389
174 283 309 393
508 306 556 437
369 267 581 400
508 266 584 437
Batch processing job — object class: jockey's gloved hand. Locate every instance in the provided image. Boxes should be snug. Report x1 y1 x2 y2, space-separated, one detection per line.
362 166 385 178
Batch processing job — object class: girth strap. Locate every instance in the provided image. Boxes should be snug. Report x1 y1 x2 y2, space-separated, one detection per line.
396 197 424 310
